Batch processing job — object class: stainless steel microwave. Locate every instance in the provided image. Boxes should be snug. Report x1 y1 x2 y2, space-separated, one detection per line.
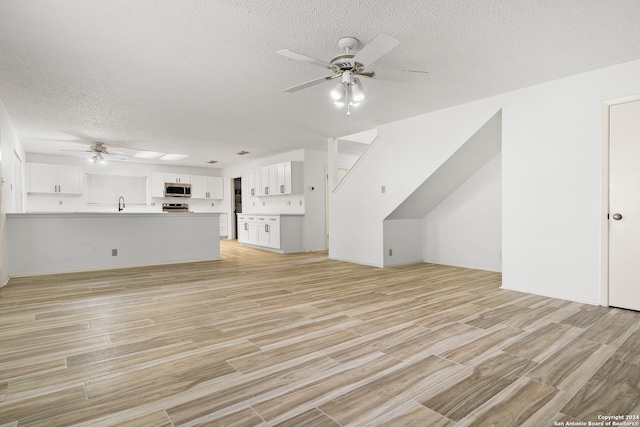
164 182 191 197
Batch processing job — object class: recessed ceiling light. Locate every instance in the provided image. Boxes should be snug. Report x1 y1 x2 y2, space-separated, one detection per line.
237 151 250 155
159 153 190 161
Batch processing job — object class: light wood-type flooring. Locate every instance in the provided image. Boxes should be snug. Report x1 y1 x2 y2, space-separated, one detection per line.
1 240 640 426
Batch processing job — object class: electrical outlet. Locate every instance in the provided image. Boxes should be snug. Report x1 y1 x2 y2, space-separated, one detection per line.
299 200 302 206
150 202 155 206
381 185 386 193
211 202 214 207
112 249 118 256
389 249 393 256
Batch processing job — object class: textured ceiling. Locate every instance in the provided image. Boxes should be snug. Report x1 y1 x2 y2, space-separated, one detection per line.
1 0 640 168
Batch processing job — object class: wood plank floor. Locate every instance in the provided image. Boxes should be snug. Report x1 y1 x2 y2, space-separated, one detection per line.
1 240 639 426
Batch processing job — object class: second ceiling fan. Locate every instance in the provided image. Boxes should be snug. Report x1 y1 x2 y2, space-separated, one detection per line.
277 33 427 115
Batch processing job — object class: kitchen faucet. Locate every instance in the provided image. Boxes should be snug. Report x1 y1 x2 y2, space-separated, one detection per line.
118 195 125 212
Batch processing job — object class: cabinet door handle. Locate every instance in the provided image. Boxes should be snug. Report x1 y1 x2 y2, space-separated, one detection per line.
265 187 269 195
244 223 248 230
251 188 255 196
265 224 269 232
280 185 285 193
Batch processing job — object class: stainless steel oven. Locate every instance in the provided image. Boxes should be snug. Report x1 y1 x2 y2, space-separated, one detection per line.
162 203 189 213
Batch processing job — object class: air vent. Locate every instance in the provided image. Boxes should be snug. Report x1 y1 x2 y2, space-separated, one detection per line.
237 150 250 155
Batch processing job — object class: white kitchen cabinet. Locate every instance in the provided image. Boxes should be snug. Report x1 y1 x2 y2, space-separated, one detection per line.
191 175 224 199
237 214 301 252
257 215 280 248
274 161 304 195
28 163 83 195
237 214 258 245
246 169 258 196
258 164 275 196
244 161 303 197
150 173 166 197
164 173 190 184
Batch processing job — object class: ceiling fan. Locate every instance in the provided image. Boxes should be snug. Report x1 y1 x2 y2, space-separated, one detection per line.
277 33 427 115
62 142 129 164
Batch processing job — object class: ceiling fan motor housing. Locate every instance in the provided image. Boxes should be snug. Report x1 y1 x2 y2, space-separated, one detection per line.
332 37 364 72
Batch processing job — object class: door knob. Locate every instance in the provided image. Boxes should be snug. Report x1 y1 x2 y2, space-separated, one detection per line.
612 213 623 220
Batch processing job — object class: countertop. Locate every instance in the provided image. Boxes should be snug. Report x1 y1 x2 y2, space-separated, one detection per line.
8 212 220 218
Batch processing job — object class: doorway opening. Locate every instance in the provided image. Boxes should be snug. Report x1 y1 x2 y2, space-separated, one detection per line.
233 177 242 239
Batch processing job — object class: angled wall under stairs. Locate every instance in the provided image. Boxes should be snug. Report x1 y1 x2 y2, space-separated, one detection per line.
384 110 502 267
329 100 503 268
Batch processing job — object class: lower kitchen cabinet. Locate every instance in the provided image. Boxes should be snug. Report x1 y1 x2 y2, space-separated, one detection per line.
237 215 257 244
257 216 280 248
237 214 303 253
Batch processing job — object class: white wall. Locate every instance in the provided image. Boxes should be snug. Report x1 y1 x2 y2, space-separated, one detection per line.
302 149 328 251
0 96 26 286
499 62 640 304
6 212 220 276
330 58 640 305
383 219 423 266
423 153 502 271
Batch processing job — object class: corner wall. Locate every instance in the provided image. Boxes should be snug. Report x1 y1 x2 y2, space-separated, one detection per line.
423 153 502 271
0 96 27 286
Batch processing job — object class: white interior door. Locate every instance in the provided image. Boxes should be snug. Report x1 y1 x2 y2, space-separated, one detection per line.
609 99 640 311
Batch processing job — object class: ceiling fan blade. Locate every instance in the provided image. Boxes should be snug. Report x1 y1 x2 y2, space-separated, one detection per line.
366 68 429 83
283 75 338 93
353 33 400 69
277 49 333 69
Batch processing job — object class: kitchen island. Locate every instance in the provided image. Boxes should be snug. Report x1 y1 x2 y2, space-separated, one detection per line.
6 212 220 276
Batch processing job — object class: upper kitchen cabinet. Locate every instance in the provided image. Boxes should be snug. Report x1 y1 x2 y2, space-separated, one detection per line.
150 173 165 198
164 173 190 184
27 163 83 195
258 164 275 196
191 175 223 199
275 161 303 195
244 161 303 197
246 169 258 196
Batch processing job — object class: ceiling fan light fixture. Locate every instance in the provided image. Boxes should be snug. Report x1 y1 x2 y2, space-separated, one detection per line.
89 152 107 165
351 78 366 102
330 82 345 101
